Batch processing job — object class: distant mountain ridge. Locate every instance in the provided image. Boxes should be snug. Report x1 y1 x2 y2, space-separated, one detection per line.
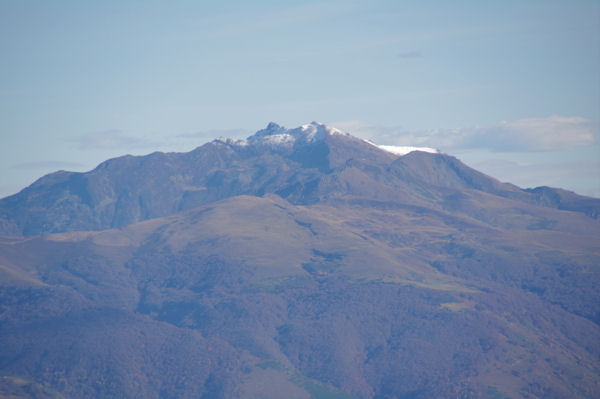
1 122 597 236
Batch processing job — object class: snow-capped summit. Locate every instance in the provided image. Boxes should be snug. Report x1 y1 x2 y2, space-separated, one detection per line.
219 121 348 149
297 121 348 138
250 121 345 144
217 122 438 156
253 122 287 138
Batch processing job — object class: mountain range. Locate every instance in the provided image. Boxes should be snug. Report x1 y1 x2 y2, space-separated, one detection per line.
0 122 599 398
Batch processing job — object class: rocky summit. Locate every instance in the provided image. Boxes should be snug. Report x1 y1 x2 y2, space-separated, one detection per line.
0 122 599 398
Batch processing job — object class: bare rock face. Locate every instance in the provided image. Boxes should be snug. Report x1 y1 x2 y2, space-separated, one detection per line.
0 123 599 399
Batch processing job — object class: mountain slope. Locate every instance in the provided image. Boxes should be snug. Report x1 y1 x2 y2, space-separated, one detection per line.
0 195 599 398
1 122 597 236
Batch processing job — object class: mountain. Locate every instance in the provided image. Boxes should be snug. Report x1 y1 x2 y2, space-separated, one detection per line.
1 122 599 398
1 122 597 236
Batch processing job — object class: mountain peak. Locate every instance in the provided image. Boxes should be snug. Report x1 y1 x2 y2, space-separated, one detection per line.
299 121 348 137
223 121 349 149
255 122 286 137
238 122 434 157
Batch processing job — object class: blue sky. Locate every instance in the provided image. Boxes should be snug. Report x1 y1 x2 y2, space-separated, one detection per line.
1 0 599 197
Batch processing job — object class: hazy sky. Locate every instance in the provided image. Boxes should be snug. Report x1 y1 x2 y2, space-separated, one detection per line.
1 0 599 197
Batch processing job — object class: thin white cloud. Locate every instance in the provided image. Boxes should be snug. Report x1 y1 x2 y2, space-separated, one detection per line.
334 116 597 152
467 158 600 198
333 118 599 197
461 116 596 152
331 120 428 147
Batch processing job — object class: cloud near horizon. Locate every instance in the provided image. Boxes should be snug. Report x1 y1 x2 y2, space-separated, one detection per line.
335 116 597 152
467 157 600 198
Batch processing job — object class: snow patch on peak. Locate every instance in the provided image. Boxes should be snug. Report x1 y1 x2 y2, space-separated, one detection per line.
238 121 349 149
258 133 296 146
217 122 437 156
296 122 326 142
215 137 247 146
378 145 439 156
215 121 354 151
254 122 286 138
300 121 348 137
361 138 439 156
